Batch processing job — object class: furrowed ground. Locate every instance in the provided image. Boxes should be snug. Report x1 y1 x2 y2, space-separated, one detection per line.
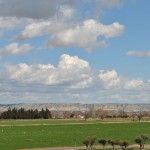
0 119 150 150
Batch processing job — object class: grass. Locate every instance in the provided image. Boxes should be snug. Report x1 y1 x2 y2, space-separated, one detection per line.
0 117 149 126
0 119 150 150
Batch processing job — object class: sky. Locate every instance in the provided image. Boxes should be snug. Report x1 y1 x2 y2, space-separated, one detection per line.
0 0 150 104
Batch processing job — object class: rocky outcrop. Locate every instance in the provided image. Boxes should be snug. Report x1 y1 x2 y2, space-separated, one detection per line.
0 103 150 112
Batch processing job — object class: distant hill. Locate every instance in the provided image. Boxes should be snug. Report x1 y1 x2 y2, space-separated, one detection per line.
0 103 150 112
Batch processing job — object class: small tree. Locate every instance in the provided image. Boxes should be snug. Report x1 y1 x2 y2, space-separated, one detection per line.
119 141 129 150
141 134 149 149
83 136 97 149
84 113 89 121
95 109 108 120
98 139 107 148
135 136 143 150
108 140 116 150
83 139 89 149
89 136 97 149
137 113 143 121
130 113 136 122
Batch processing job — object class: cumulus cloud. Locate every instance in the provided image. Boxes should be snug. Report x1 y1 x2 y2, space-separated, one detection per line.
59 5 76 20
1 54 150 103
15 19 124 51
4 54 92 88
127 51 150 57
0 1 125 53
47 19 124 51
0 43 32 57
99 70 120 89
15 20 71 40
3 54 149 91
98 69 148 91
125 79 144 89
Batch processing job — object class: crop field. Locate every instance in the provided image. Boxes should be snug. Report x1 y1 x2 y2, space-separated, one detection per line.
0 119 150 150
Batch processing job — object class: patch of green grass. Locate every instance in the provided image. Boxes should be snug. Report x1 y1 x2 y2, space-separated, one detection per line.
0 118 135 126
0 121 150 150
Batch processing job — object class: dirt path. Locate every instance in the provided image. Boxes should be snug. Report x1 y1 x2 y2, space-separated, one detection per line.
21 146 83 150
21 145 150 150
0 121 137 127
1 120 150 127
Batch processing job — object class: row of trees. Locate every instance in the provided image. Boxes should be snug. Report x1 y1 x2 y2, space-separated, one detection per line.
84 108 150 121
82 134 149 150
83 111 148 122
0 107 52 119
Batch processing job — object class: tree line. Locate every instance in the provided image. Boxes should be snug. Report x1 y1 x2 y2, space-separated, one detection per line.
83 134 149 150
0 107 150 120
0 107 52 119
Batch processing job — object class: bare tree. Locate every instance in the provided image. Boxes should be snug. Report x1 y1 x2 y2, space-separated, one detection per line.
130 112 137 122
137 113 143 121
95 109 108 120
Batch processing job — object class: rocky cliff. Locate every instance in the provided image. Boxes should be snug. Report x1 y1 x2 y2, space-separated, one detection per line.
0 103 150 112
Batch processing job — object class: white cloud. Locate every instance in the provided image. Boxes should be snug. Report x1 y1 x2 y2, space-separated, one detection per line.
1 54 150 103
127 51 150 57
16 21 52 40
59 5 76 20
3 54 149 91
0 43 32 57
125 79 144 89
16 20 70 40
99 70 120 89
0 1 149 104
16 19 124 52
0 17 33 30
0 17 22 30
47 19 124 51
99 70 118 81
5 54 92 89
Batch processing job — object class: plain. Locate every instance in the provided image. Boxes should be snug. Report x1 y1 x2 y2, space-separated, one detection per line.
0 119 150 150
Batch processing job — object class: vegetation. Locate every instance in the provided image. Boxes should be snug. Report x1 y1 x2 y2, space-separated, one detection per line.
84 138 129 150
0 120 149 150
135 134 149 150
83 136 97 149
135 136 143 150
0 107 52 119
98 139 107 148
119 141 129 150
0 106 150 121
107 140 116 150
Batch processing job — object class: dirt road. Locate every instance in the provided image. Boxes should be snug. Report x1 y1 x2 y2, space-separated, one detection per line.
21 145 150 150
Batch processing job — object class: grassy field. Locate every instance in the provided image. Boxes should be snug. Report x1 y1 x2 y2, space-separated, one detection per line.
0 119 150 150
0 118 132 126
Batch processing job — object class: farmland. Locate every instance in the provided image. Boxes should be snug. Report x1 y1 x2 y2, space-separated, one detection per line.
0 119 150 150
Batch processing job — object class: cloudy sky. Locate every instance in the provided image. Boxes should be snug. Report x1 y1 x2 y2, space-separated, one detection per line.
0 0 150 104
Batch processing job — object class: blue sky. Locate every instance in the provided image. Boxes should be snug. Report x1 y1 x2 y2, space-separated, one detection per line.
0 0 150 104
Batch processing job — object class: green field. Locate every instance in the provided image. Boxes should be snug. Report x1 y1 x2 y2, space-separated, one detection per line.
0 119 150 150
